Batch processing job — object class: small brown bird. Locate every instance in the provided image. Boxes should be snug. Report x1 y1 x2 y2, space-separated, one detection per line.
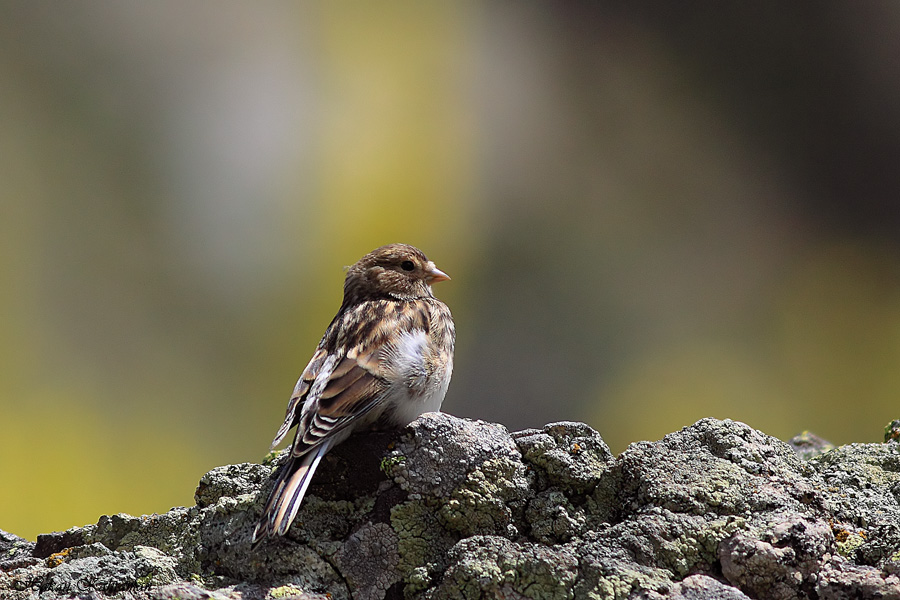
252 244 455 542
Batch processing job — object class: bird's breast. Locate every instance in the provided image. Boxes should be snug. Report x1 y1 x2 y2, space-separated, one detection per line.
377 327 452 427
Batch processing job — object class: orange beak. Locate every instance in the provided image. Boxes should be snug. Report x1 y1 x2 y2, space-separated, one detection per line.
425 262 451 283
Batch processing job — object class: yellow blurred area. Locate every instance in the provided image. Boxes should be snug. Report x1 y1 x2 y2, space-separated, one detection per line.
0 390 208 538
310 1 476 295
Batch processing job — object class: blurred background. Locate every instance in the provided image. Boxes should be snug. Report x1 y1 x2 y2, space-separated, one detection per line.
3 2 900 540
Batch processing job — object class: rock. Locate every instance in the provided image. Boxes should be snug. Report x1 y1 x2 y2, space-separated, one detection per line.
719 514 833 600
0 530 37 572
886 420 900 444
665 574 753 599
2 413 900 599
788 430 835 460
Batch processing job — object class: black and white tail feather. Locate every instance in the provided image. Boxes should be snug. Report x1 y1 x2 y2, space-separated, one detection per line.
252 439 331 542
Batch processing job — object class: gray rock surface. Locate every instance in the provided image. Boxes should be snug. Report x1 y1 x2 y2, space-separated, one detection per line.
2 414 900 599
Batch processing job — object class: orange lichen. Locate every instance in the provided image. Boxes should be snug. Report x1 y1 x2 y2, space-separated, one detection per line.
46 548 74 568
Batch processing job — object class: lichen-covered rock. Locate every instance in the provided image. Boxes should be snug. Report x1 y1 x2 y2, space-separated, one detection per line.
719 514 833 599
514 420 614 493
3 414 900 600
194 462 272 508
886 420 900 444
663 574 753 600
789 430 836 460
384 415 530 541
810 442 900 567
0 530 37 573
432 535 580 600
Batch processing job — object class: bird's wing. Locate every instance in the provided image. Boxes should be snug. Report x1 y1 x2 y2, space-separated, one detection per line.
271 299 429 456
253 333 388 543
290 345 387 453
268 346 326 451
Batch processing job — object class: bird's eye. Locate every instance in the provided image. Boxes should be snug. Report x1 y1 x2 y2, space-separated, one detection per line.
400 260 415 271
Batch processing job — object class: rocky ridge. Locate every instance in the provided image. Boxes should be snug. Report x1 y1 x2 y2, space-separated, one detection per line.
2 414 900 599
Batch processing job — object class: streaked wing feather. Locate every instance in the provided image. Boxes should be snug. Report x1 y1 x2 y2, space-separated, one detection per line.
295 363 385 451
328 356 358 379
269 347 328 450
318 358 368 400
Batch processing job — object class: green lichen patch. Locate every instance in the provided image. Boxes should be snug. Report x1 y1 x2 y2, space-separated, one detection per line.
379 454 406 476
269 583 305 598
391 501 448 574
834 526 868 558
514 421 614 494
438 456 528 537
433 536 579 600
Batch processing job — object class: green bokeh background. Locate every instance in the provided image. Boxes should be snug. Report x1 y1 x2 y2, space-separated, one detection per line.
3 3 900 540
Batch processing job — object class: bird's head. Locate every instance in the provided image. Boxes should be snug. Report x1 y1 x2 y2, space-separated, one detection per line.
343 243 450 304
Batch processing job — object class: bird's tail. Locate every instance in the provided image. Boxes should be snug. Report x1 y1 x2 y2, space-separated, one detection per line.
252 440 331 544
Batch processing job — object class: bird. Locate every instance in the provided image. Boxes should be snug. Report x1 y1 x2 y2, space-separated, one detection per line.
252 243 455 543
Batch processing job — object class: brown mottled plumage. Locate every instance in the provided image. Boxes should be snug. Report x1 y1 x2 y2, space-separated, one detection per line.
252 244 455 543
